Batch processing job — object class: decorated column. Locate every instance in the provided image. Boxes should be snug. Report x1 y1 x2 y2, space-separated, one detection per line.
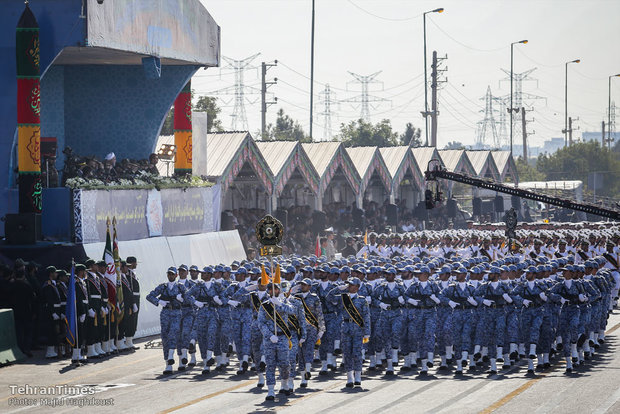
173 81 192 175
16 2 42 213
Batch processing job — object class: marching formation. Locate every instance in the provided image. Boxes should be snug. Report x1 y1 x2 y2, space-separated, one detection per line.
147 226 620 401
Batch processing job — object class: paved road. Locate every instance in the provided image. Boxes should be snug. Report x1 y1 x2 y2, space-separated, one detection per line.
2 313 619 414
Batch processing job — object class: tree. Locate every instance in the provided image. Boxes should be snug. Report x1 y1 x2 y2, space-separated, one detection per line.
194 95 223 132
515 156 545 181
159 95 223 136
337 119 400 147
399 122 422 146
536 141 620 198
264 108 310 142
443 141 466 150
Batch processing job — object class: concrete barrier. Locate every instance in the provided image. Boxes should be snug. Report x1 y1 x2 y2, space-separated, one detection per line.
0 309 26 365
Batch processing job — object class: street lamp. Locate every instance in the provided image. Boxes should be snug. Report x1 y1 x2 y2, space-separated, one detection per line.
608 73 620 149
564 59 580 146
509 39 527 157
423 7 444 147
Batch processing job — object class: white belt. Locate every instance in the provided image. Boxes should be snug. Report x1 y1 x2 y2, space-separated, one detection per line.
82 300 88 304
90 295 101 299
133 293 140 296
60 302 66 306
53 304 61 307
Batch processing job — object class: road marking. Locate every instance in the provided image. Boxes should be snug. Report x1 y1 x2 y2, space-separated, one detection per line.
479 321 620 414
158 380 255 413
0 354 158 403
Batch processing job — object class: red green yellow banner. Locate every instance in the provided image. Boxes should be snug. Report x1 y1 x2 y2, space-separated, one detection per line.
174 81 192 175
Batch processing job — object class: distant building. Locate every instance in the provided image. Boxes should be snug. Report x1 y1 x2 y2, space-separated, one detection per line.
581 131 619 145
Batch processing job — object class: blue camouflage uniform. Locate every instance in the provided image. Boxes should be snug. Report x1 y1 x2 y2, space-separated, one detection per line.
146 282 188 361
511 280 548 352
226 280 254 360
327 288 371 372
549 279 583 357
177 278 196 354
473 279 513 359
287 296 308 377
294 291 325 368
436 279 454 358
373 278 406 357
258 297 294 386
439 280 477 360
314 280 339 361
186 280 221 360
405 279 440 359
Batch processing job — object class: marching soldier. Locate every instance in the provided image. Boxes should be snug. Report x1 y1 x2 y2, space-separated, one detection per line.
176 264 195 370
294 277 325 387
258 282 294 401
146 267 189 375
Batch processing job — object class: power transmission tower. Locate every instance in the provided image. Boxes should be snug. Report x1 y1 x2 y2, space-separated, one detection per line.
476 86 500 148
342 71 389 122
317 84 337 141
208 54 261 131
521 107 535 159
499 68 545 151
261 60 278 139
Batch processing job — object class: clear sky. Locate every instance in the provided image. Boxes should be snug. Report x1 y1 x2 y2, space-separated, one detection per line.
196 0 620 148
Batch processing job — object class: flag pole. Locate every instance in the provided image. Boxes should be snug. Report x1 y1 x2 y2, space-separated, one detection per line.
72 258 79 358
270 255 276 335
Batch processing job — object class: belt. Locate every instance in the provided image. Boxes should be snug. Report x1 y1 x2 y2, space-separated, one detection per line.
164 304 181 310
82 300 88 304
133 293 140 296
182 304 193 308
488 303 504 309
90 295 101 299
53 304 61 308
454 304 474 310
417 305 436 310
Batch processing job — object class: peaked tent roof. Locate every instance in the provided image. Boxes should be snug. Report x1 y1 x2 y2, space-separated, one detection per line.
346 146 391 193
256 141 320 195
491 150 519 183
379 146 424 191
302 142 361 194
438 150 476 176
465 150 500 180
206 131 273 193
411 147 444 175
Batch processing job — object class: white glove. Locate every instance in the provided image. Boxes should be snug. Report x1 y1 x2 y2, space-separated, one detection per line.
483 299 494 307
523 299 532 308
299 338 305 345
132 304 138 313
158 299 169 307
560 297 567 305
194 301 204 309
270 296 282 306
539 292 547 302
88 308 96 318
502 293 513 304
270 335 278 344
467 297 478 306
213 296 223 305
430 294 441 304
448 300 458 309
245 284 258 292
365 296 372 304
407 298 419 306
290 285 301 294
228 300 240 308
318 330 325 339
176 293 183 303
79 314 86 323
103 307 109 315
379 302 389 311
398 296 405 305
578 294 587 302
60 313 66 320
100 306 106 314
338 285 348 291
52 313 60 320
363 335 370 341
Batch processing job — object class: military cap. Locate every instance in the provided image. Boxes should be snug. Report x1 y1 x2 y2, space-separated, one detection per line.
56 269 67 278
453 267 467 274
189 265 199 271
178 264 189 271
346 277 362 286
235 267 247 275
126 256 137 264
85 259 96 267
75 264 86 272
486 266 501 274
167 266 178 274
96 260 106 267
46 266 57 274
300 278 313 285
419 266 431 274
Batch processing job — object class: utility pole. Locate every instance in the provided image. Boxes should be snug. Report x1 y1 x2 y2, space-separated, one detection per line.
309 0 315 141
477 86 500 148
568 116 574 145
521 107 528 160
261 61 278 139
602 121 606 147
430 51 447 147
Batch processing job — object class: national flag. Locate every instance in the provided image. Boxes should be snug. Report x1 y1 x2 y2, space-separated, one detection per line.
314 234 321 258
64 263 77 347
113 217 124 322
363 229 368 259
103 220 116 285
273 264 281 284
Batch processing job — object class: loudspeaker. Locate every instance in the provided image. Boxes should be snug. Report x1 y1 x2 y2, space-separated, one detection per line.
220 212 234 231
312 210 326 233
386 204 398 226
447 198 457 218
472 197 482 216
494 195 504 213
4 213 41 245
511 195 521 210
416 201 428 221
425 190 434 210
274 208 288 229
482 200 494 215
